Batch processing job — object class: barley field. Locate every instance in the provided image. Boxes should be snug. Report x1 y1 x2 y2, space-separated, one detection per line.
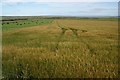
2 19 118 78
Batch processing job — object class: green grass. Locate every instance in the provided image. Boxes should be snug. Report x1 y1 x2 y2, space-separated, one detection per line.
2 19 118 78
2 19 52 32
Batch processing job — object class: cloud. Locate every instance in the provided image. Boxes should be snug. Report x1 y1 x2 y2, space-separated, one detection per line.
2 0 119 2
42 2 93 7
1 0 118 16
91 7 117 12
1 0 119 6
64 6 117 15
0 0 119 6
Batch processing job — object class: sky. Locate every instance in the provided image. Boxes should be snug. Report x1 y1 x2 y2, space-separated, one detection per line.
0 0 119 16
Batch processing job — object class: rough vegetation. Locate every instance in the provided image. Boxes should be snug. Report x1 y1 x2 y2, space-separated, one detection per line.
2 18 118 78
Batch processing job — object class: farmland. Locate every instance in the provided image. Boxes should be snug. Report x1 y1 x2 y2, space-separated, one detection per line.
2 17 118 78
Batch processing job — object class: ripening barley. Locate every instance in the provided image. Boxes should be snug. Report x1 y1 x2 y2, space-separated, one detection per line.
2 19 118 78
